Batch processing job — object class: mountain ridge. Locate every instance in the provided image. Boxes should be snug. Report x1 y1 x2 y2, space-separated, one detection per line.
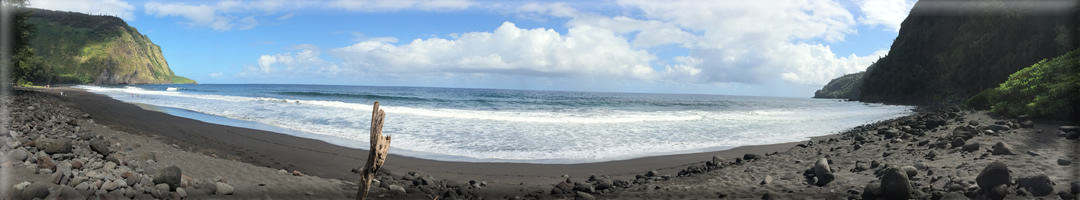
25 8 194 85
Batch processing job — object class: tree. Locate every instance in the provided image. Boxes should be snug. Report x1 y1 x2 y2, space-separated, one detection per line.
3 0 43 86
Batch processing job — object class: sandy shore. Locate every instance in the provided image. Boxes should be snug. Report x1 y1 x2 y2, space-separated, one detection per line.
4 87 1078 199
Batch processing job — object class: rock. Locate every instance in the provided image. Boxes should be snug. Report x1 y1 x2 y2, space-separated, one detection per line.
1060 126 1080 132
1071 181 1079 194
1066 131 1079 140
760 175 773 185
743 153 762 161
987 184 1008 199
853 161 869 172
646 170 659 177
89 139 111 157
969 121 980 126
1059 158 1072 166
575 191 596 200
277 169 287 174
37 155 55 171
177 187 190 198
976 161 1011 191
950 138 965 149
1026 150 1041 156
21 182 50 199
871 160 880 168
102 161 116 171
573 182 595 193
813 158 834 186
102 180 119 191
215 182 234 195
153 165 182 190
862 181 882 200
292 170 304 176
880 167 913 200
901 166 918 178
1060 191 1076 200
7 148 29 162
962 141 980 152
883 128 902 139
1020 120 1034 128
1017 173 1054 196
596 179 614 190
70 160 82 169
38 138 73 154
388 185 406 194
940 192 967 200
57 185 84 200
712 156 726 166
991 142 1016 155
988 124 1010 132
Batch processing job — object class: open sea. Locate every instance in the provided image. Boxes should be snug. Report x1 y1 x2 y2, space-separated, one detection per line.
75 84 913 164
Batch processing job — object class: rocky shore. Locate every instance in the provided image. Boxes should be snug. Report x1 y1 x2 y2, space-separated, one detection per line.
3 87 1078 199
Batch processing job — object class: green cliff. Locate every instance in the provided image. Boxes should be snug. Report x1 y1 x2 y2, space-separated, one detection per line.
26 8 194 84
813 71 864 99
817 0 1077 105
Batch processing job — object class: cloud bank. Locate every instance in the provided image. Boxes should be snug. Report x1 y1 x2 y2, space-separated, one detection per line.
250 0 900 89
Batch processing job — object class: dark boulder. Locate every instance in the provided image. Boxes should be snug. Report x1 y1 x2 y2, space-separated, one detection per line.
153 166 182 191
880 167 913 200
89 139 111 157
976 162 1011 191
1017 173 1054 196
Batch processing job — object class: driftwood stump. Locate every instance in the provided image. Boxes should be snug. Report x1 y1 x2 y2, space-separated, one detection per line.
358 101 391 200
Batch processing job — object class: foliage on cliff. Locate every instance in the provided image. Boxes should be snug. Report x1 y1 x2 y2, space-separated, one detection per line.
967 49 1079 118
818 0 1077 105
22 8 194 84
813 71 864 99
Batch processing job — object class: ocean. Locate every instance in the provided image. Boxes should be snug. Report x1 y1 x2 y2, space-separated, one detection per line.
75 84 913 164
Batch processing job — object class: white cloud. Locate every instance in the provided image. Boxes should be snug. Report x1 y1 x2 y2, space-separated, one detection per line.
29 0 136 21
328 22 656 79
858 0 917 32
328 0 472 12
209 72 224 78
144 1 260 31
253 44 331 73
251 0 893 93
277 13 294 20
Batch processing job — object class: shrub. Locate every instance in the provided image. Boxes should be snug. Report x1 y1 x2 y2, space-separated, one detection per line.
980 49 1080 118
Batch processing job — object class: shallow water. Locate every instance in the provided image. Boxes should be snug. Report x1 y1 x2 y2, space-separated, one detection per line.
77 84 912 164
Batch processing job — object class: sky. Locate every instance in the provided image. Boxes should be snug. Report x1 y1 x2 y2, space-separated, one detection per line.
28 0 917 97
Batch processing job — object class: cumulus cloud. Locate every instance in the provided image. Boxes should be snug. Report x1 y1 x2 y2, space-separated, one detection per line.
858 0 917 32
29 0 136 21
328 0 472 12
209 72 224 78
329 22 656 79
144 1 259 31
252 0 894 92
247 44 340 76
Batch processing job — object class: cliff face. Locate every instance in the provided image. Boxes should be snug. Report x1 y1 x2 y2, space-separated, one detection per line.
818 0 1077 105
813 71 863 99
27 8 194 84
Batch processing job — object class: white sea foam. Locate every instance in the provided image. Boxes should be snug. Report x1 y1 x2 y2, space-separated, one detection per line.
76 85 913 163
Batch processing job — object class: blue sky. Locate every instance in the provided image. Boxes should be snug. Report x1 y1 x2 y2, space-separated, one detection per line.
29 0 917 97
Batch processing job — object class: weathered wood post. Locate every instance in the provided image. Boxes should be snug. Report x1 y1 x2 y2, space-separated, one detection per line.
358 101 391 200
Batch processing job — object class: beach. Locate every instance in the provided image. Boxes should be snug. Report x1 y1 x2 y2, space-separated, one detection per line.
3 87 1078 199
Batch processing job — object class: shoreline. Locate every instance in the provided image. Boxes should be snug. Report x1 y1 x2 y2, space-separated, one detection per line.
50 86 856 186
10 86 1076 199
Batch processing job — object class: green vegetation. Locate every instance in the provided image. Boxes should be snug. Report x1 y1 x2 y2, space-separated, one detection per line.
7 0 44 87
818 0 1077 105
14 8 194 85
170 75 197 84
967 49 1079 118
813 71 864 99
